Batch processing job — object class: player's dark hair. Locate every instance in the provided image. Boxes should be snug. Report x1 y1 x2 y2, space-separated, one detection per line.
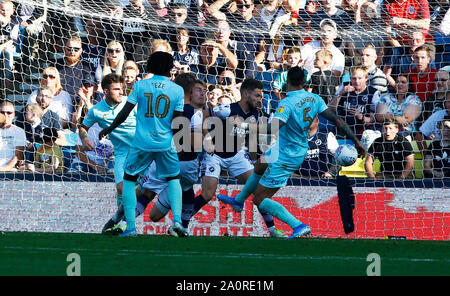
287 66 306 87
101 73 123 91
240 78 263 94
174 72 197 94
146 51 174 76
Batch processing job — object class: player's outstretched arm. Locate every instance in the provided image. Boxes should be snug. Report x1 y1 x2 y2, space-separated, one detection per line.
99 101 135 141
320 108 366 157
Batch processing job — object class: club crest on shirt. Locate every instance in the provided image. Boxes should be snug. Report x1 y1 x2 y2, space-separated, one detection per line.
408 6 415 14
277 107 284 114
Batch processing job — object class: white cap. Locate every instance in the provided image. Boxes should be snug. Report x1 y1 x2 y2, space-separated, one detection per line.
320 18 337 31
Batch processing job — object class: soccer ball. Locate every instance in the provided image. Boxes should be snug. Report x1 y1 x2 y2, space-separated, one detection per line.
335 144 358 167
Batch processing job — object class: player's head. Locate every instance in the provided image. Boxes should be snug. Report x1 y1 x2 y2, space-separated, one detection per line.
240 78 264 111
190 79 207 109
287 66 306 89
382 118 399 141
146 51 174 77
101 73 123 103
174 72 197 100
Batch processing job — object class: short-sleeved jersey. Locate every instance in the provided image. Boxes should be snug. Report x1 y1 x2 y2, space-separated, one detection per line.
274 89 328 161
299 131 339 177
178 104 203 161
208 102 259 159
127 75 184 152
83 97 136 155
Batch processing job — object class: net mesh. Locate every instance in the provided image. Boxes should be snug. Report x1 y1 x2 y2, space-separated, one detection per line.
0 0 449 239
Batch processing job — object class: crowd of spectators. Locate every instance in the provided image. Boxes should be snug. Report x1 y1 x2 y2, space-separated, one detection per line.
0 0 449 179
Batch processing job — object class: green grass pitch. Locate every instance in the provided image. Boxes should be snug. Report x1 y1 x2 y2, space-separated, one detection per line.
1 232 449 276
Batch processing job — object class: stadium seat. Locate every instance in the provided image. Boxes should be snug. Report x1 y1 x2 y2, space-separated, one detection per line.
410 140 431 179
339 157 381 178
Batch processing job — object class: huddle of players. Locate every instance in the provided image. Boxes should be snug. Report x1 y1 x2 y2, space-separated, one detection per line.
91 51 365 238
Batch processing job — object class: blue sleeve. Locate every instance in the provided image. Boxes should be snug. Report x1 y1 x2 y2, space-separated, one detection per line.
174 87 185 112
127 81 139 105
273 99 291 123
82 108 96 128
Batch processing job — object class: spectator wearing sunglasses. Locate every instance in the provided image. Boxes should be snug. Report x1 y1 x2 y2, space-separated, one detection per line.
55 35 96 109
25 67 72 128
101 41 125 81
0 100 26 171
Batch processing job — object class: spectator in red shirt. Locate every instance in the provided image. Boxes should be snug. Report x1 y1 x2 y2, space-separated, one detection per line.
404 45 438 102
381 0 431 47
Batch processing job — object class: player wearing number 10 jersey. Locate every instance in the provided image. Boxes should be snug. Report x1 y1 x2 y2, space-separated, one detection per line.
99 52 186 237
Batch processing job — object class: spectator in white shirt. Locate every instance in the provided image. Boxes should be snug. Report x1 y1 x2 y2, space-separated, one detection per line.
300 18 345 77
0 100 26 171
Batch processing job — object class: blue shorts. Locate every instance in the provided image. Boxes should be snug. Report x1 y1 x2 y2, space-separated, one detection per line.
259 147 306 189
124 147 180 179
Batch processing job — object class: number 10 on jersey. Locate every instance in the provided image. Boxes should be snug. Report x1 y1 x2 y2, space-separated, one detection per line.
145 93 170 118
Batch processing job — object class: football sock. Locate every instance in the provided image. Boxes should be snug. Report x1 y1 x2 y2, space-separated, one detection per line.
181 188 195 228
111 203 124 223
116 193 123 207
193 194 208 214
259 198 302 229
122 179 137 230
258 208 275 229
168 178 183 223
135 193 151 217
235 173 262 204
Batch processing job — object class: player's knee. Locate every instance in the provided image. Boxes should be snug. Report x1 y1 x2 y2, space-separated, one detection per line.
124 173 138 182
252 194 265 207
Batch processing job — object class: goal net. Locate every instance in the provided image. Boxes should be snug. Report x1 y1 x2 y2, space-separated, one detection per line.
0 0 449 240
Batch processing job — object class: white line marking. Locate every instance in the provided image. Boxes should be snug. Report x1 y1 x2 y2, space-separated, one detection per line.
1 246 448 263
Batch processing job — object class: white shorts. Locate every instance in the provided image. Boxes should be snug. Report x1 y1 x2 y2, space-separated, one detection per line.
199 150 254 179
139 159 199 214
